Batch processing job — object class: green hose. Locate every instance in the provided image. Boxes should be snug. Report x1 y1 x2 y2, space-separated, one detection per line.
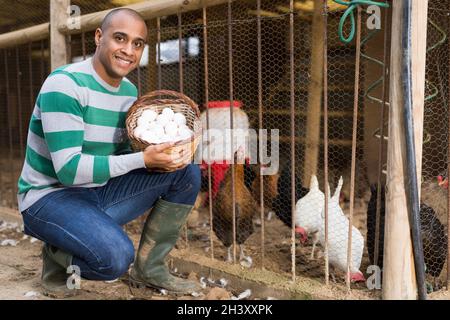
363 18 446 107
333 0 390 43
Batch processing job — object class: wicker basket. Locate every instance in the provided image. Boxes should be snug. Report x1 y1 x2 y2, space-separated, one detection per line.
126 90 202 172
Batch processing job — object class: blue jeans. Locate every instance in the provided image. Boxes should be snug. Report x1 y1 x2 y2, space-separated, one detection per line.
21 164 201 281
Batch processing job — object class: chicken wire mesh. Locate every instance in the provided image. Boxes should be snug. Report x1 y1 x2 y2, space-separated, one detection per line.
414 1 449 290
138 0 375 288
0 39 51 208
0 0 448 294
0 0 149 34
0 0 49 34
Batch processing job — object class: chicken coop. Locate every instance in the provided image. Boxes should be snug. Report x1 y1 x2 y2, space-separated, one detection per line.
0 0 449 300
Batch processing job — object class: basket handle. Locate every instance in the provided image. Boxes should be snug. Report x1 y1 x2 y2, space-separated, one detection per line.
143 90 200 117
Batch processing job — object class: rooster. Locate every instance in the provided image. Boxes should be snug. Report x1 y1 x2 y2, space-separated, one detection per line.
319 178 366 282
250 165 280 221
367 184 448 284
212 150 258 266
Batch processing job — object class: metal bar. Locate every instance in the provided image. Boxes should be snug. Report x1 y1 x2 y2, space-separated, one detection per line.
15 47 24 161
81 32 86 60
448 12 450 291
227 0 236 264
0 50 4 205
346 6 362 291
157 17 161 91
374 1 391 268
257 0 265 270
203 6 214 260
322 0 329 286
178 12 184 94
40 40 44 85
137 65 142 96
4 50 15 207
289 0 296 283
176 11 188 247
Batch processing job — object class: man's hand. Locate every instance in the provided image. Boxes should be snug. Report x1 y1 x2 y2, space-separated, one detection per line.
143 142 192 171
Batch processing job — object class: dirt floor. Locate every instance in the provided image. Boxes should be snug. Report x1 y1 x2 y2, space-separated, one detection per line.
1 200 448 300
0 174 449 300
0 216 376 300
0 217 246 301
184 187 449 295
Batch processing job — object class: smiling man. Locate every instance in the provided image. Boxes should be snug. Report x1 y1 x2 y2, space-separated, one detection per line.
17 8 201 298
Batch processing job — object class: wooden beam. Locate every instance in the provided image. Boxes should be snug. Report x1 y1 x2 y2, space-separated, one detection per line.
50 0 70 70
302 0 324 186
294 0 346 13
58 0 231 35
0 0 230 49
383 0 429 300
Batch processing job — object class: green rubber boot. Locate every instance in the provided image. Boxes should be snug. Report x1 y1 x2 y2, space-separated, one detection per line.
41 244 78 298
129 199 201 295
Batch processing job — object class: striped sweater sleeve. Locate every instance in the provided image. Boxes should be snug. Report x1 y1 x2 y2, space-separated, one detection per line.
39 74 145 186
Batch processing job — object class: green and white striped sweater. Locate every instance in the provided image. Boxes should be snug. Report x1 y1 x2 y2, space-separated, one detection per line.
17 58 145 212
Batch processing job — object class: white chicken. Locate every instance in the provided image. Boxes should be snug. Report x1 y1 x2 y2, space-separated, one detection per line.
318 177 365 282
294 175 326 260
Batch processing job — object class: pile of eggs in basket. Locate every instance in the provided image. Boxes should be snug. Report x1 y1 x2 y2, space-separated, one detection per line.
133 108 193 144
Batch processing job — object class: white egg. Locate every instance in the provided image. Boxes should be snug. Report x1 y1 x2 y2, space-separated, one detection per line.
139 114 151 123
164 122 179 137
156 114 170 127
178 124 190 132
159 134 172 143
162 107 175 120
141 130 159 144
137 117 151 128
141 109 158 122
173 112 186 126
148 122 165 137
178 127 193 140
147 121 158 130
134 125 148 138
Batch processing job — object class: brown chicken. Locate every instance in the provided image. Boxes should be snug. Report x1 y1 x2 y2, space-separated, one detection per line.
212 156 259 265
251 165 280 220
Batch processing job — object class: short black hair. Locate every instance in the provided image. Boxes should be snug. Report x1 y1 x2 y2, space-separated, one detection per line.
101 8 146 32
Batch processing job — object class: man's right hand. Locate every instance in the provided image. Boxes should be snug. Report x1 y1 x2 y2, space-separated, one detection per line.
143 142 191 171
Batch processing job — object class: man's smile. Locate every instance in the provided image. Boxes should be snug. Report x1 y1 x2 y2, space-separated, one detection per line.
114 54 134 67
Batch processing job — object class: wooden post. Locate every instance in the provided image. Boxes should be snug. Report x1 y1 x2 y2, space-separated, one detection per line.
50 0 70 70
383 0 429 300
303 0 324 185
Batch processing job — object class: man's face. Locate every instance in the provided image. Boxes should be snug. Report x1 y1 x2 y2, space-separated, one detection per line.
95 13 147 80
